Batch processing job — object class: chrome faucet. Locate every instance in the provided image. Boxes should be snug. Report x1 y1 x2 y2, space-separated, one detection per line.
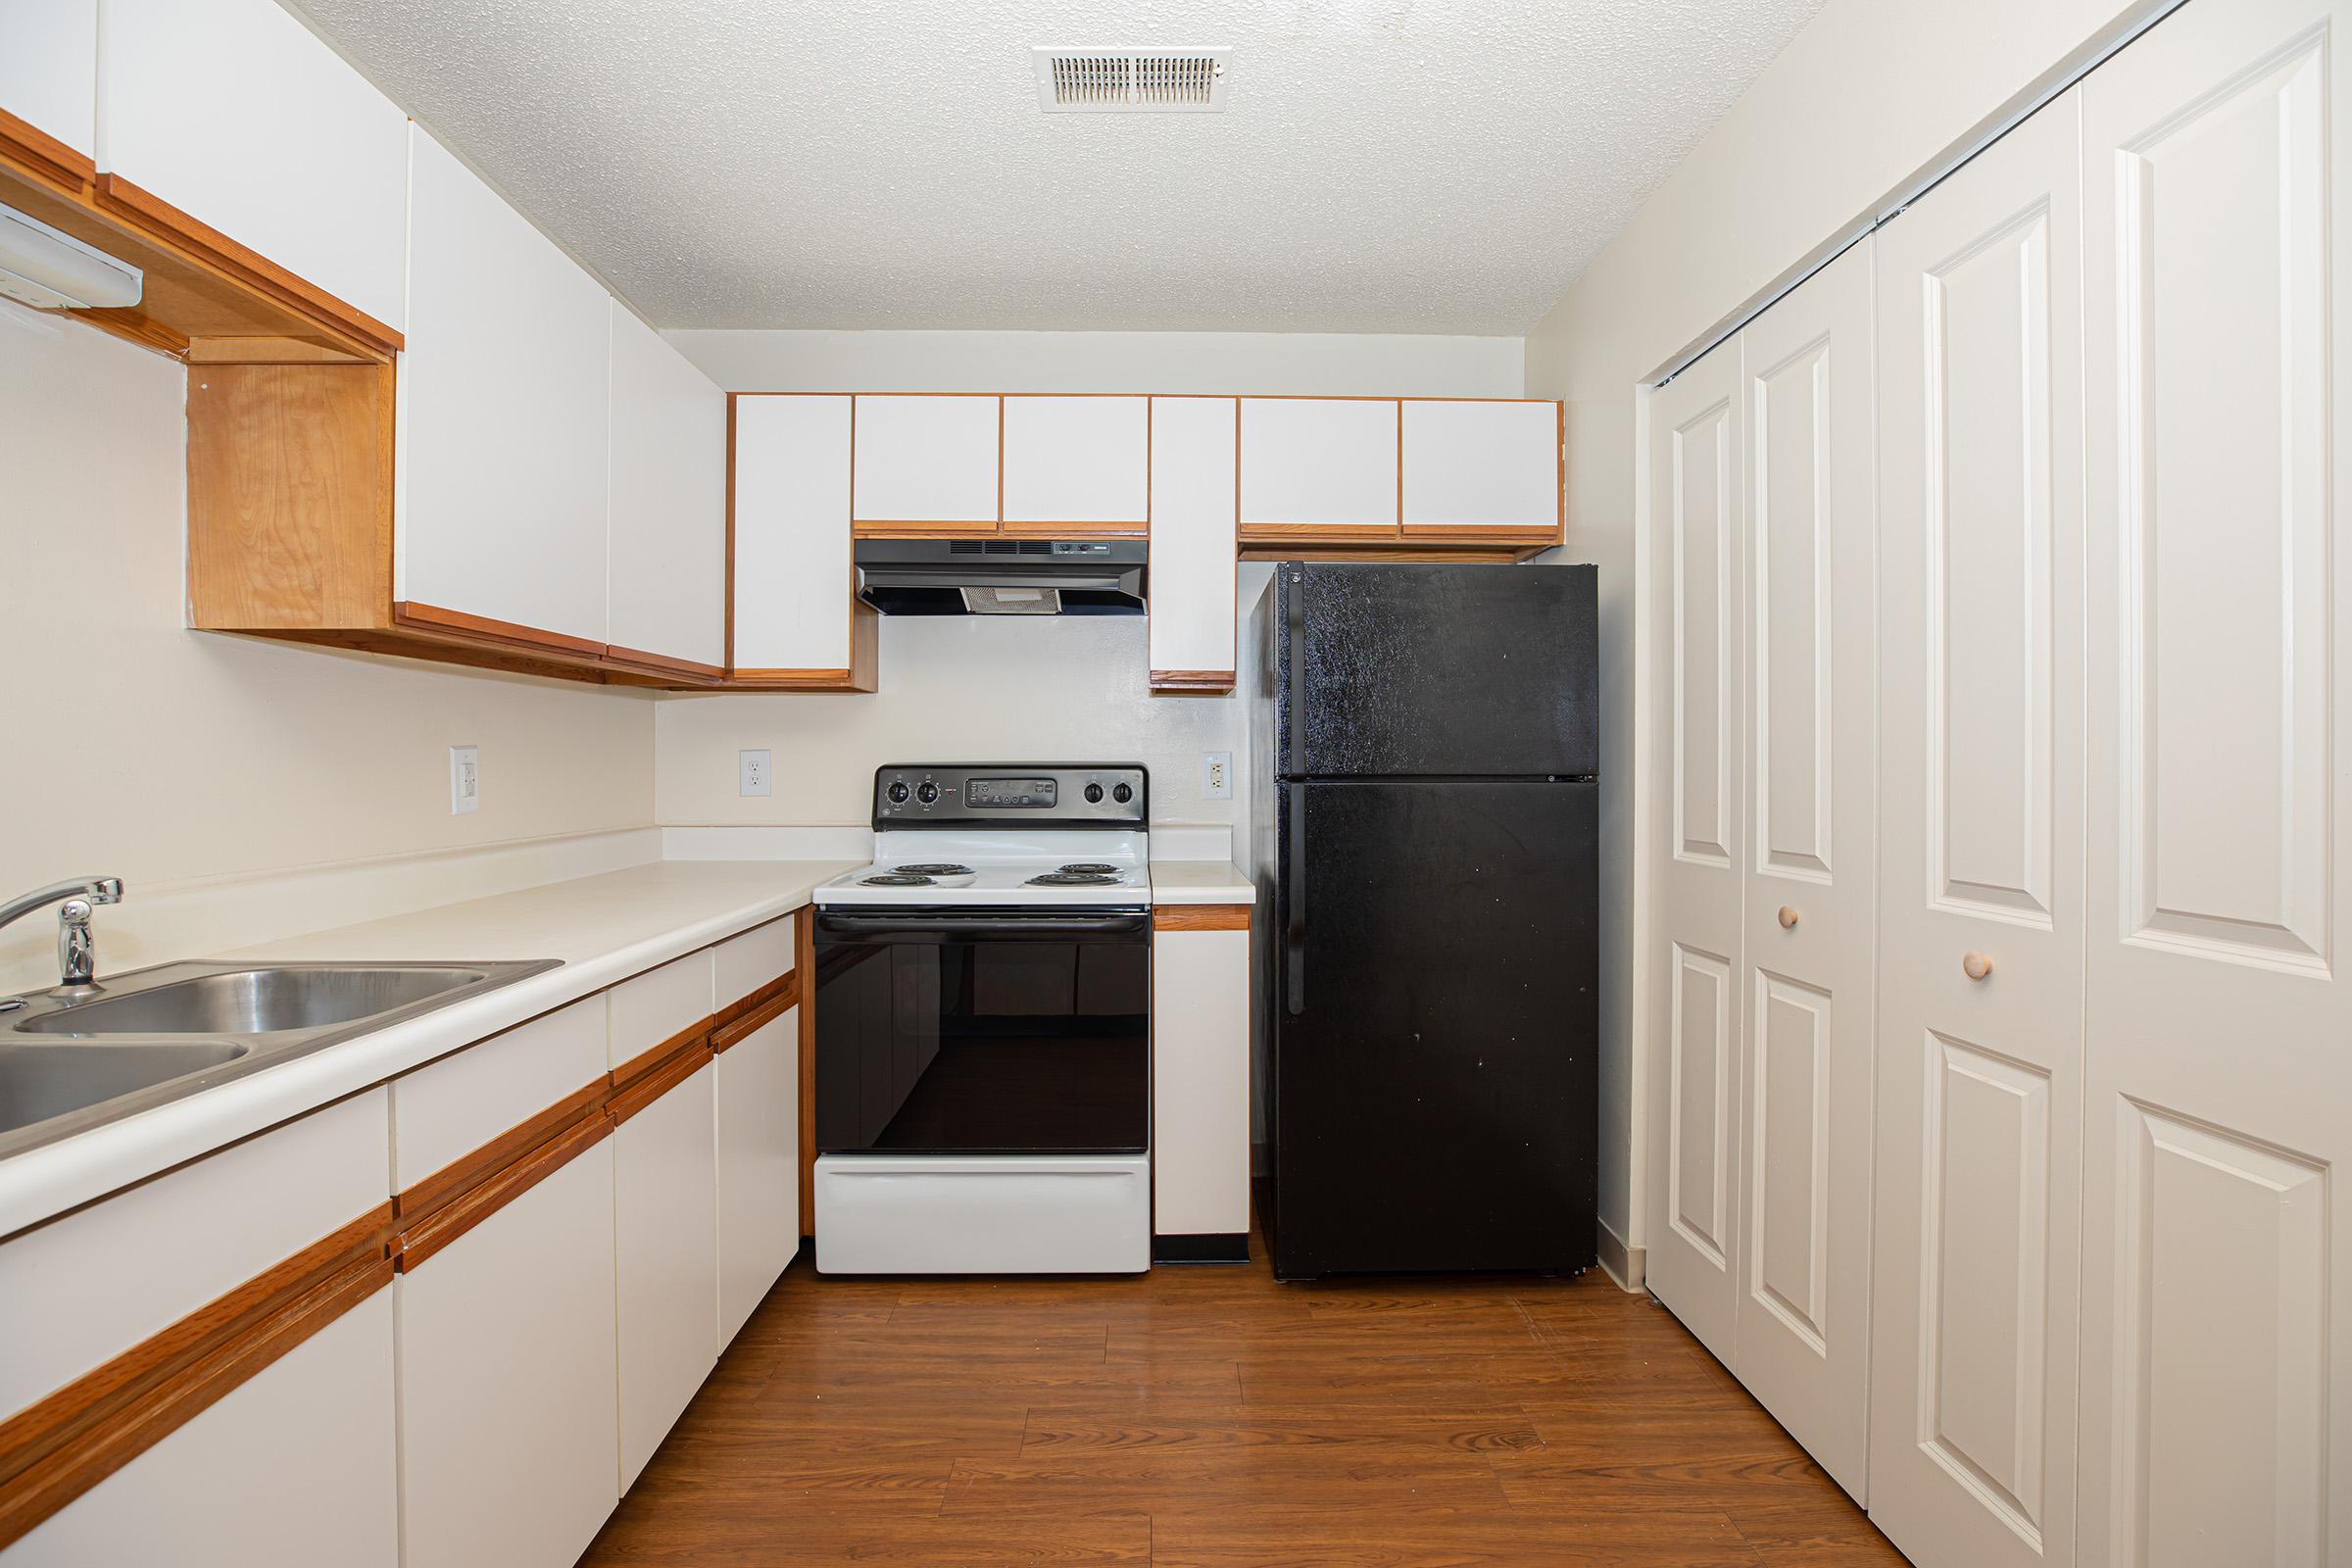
0 877 125 991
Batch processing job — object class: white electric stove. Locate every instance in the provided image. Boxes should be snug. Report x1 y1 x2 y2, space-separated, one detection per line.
809 764 1153 1275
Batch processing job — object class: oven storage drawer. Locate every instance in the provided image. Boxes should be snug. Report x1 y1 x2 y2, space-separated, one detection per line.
813 1154 1150 1274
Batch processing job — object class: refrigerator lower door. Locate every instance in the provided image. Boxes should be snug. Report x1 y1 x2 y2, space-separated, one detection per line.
1269 779 1596 1278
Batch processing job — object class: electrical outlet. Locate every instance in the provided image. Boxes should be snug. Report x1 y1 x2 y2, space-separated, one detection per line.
1202 751 1232 801
449 745 479 814
739 749 772 798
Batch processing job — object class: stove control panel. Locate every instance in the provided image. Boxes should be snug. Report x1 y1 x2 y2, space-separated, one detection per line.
872 764 1148 828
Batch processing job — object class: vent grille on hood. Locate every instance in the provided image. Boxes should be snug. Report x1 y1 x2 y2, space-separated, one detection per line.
1034 48 1231 113
959 586 1064 615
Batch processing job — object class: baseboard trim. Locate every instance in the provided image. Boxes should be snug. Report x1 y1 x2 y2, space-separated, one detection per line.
1153 1232 1250 1264
1595 1217 1644 1293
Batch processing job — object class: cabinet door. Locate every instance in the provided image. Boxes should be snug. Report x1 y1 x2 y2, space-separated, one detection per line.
0 0 95 159
614 1058 719 1489
1147 396 1238 692
1399 399 1560 539
1642 339 1747 1364
399 1141 620 1568
1152 923 1250 1240
607 302 725 672
7 1292 398 1568
716 1006 801 1346
852 394 1000 528
399 124 610 649
1731 240 1876 1500
734 393 857 674
1239 398 1399 537
1868 96 2085 1568
98 0 408 331
1001 395 1149 531
2077 0 2352 1559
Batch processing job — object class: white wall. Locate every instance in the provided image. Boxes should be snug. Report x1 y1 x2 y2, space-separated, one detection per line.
1524 0 2154 1267
654 330 1524 834
0 302 656 991
666 329 1523 397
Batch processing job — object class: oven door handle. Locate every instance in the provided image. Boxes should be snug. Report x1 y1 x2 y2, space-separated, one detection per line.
816 910 1152 939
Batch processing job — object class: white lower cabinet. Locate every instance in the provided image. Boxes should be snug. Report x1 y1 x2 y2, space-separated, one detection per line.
1151 922 1250 1244
398 1140 621 1568
715 1005 802 1345
8 1291 399 1568
613 1058 720 1489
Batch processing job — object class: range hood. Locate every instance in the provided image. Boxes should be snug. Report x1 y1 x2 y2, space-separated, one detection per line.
854 539 1148 616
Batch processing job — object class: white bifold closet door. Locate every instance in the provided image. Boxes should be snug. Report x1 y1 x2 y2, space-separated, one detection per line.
1645 241 1878 1499
1867 92 2088 1568
2075 0 2352 1559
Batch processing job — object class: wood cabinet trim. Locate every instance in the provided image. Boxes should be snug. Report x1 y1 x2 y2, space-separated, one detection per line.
1149 669 1237 695
93 172 403 357
710 976 799 1054
393 1078 610 1229
603 643 725 683
712 968 799 1035
392 601 608 661
612 1016 717 1095
395 1112 611 1272
1396 523 1563 545
1152 904 1252 932
0 1201 396 1550
1238 521 1405 541
999 516 1149 536
609 1042 714 1126
0 105 96 194
1239 545 1543 564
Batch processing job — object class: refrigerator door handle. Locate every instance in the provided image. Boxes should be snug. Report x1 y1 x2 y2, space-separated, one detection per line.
1285 568 1306 778
1286 784 1306 1014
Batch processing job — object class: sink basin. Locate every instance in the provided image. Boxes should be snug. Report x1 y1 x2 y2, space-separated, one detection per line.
0 956 561 1160
0 1042 252 1137
18 965 496 1038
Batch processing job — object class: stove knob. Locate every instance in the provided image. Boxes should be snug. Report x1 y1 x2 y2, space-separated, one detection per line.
1111 782 1133 805
887 781 909 805
916 781 940 805
1084 782 1104 804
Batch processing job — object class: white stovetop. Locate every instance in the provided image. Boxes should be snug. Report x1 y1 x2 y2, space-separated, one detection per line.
815 829 1151 907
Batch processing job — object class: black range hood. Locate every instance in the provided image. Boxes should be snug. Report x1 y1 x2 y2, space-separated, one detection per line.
854 538 1148 616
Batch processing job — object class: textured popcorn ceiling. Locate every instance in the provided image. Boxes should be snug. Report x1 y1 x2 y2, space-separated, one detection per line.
290 0 1826 333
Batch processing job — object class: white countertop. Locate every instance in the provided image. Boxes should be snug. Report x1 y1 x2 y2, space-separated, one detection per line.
0 859 856 1239
1149 860 1255 904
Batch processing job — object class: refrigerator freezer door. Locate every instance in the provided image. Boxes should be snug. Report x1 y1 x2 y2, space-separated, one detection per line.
1275 563 1597 779
1268 779 1597 1277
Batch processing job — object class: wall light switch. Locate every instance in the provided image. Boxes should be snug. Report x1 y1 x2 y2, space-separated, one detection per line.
1202 751 1233 801
740 749 772 798
449 745 479 814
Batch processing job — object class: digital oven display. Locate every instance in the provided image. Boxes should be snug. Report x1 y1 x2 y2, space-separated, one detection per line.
966 777 1056 809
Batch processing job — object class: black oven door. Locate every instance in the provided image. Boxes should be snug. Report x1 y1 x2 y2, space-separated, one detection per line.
813 907 1151 1156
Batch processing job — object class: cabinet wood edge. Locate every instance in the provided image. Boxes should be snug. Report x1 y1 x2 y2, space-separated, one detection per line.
0 1201 397 1550
1150 669 1236 695
1152 904 1252 932
710 974 799 1054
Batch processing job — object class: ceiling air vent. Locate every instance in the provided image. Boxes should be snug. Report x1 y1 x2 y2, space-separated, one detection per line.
1033 48 1232 113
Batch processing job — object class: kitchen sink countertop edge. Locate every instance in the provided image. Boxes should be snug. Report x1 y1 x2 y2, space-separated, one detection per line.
0 858 858 1239
1147 860 1255 904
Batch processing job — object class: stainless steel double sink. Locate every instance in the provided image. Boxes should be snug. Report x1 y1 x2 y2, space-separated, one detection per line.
0 959 560 1157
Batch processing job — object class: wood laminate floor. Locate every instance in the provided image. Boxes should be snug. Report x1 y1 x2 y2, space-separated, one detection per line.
581 1232 1903 1567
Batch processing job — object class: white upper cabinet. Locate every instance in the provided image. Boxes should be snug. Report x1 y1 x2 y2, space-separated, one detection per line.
853 394 1001 526
0 0 95 158
1148 397 1238 688
1240 398 1399 531
734 394 856 673
1001 396 1149 528
399 124 611 646
607 304 726 670
97 0 409 331
1399 400 1559 531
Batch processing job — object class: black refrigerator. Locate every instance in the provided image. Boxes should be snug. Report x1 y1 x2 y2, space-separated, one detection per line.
1250 562 1597 1280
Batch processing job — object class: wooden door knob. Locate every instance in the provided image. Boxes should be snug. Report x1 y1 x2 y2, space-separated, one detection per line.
1777 906 1799 929
1962 951 1993 981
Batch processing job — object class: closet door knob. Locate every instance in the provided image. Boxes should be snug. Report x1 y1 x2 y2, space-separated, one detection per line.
1777 906 1799 929
1962 951 1993 982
